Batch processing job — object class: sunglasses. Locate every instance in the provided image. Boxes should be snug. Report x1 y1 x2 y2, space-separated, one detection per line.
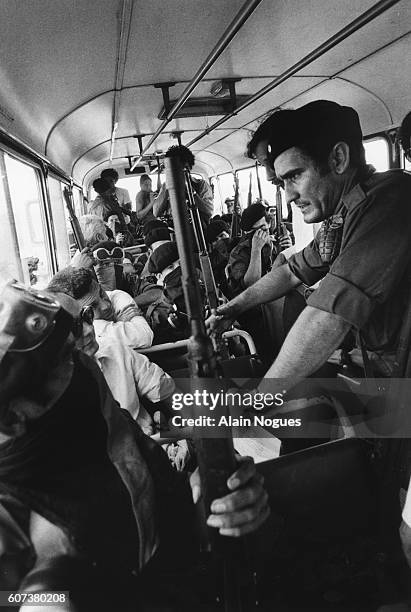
93 246 125 261
72 306 95 338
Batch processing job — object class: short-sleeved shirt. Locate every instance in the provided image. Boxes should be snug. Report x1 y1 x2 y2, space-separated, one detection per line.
287 169 411 351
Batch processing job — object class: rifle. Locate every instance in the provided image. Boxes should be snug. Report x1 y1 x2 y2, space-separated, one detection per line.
165 155 255 611
63 187 86 250
247 171 252 208
230 175 242 239
156 155 162 193
184 169 220 315
255 161 263 201
274 183 285 253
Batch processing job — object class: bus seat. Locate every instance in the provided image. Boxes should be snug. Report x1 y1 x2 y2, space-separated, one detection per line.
139 330 264 378
257 438 376 542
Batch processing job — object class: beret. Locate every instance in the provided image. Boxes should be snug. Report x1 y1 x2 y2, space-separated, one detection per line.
92 177 111 195
143 219 167 234
144 227 171 248
206 220 230 244
240 203 266 232
254 100 363 163
148 241 179 274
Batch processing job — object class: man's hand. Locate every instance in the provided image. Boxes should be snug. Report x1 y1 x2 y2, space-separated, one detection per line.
205 308 234 335
116 303 142 322
279 231 292 250
71 247 94 269
252 229 271 251
190 456 270 536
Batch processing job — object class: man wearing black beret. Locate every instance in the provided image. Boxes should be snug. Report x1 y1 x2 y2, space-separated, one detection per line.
210 100 411 382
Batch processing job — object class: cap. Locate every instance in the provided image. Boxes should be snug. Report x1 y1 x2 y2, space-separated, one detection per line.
240 203 267 231
148 242 179 274
206 220 230 243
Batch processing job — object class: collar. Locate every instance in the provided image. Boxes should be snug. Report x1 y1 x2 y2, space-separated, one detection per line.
336 165 375 214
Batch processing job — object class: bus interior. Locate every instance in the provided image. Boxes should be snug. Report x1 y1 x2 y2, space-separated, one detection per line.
0 1 411 610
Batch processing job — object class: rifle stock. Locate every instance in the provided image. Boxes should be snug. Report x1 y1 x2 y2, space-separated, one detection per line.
63 187 86 250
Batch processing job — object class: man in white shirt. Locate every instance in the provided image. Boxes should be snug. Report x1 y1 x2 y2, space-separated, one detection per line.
68 303 175 434
48 267 153 350
101 168 132 209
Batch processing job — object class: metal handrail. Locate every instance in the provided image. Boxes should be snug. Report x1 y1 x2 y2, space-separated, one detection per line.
187 0 401 148
130 0 262 169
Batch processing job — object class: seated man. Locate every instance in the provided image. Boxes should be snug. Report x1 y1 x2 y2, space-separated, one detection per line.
205 219 234 293
227 202 291 295
226 203 293 364
48 267 153 350
0 281 269 609
48 271 174 435
145 242 191 343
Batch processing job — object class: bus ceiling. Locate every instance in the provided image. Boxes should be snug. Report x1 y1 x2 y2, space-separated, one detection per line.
0 0 409 187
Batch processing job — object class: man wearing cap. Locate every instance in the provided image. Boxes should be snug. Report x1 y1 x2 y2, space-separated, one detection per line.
227 202 291 296
0 281 269 608
209 100 411 381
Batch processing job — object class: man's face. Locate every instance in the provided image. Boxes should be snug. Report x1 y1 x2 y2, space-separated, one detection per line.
142 178 152 192
274 147 338 223
225 200 234 214
254 140 276 182
75 319 99 358
87 281 114 321
105 176 116 188
212 230 229 247
251 216 269 232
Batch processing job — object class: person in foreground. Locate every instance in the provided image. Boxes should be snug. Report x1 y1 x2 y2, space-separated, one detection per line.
0 281 269 611
208 100 411 384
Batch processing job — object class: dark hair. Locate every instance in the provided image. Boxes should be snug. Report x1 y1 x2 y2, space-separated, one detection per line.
399 111 411 161
140 174 151 186
93 177 111 195
101 168 119 181
47 267 94 300
247 101 366 170
166 145 195 169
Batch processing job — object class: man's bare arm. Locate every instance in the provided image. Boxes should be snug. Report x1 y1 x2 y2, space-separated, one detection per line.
219 262 302 318
260 306 351 385
153 183 169 217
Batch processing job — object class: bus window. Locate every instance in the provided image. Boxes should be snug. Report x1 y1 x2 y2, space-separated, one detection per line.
217 172 236 211
3 153 52 287
0 153 24 283
364 138 389 172
48 176 72 269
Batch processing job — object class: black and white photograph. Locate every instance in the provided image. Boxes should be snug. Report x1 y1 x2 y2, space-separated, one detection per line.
0 1 410 610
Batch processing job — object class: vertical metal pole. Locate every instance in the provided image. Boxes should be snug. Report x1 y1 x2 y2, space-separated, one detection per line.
0 153 24 281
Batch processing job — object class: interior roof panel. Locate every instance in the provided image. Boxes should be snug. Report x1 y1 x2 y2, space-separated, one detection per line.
122 0 245 86
0 0 120 151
